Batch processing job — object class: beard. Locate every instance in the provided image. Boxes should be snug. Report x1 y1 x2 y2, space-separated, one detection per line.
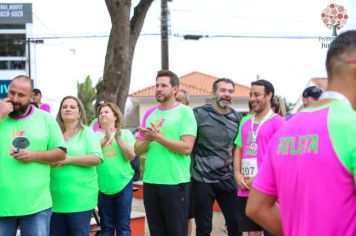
215 96 232 109
9 101 31 119
156 93 172 104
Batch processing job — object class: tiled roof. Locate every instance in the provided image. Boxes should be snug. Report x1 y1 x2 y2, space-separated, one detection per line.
310 77 328 90
130 71 250 97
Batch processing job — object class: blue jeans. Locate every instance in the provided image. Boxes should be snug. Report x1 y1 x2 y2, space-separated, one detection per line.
0 208 52 236
50 210 92 236
98 180 133 236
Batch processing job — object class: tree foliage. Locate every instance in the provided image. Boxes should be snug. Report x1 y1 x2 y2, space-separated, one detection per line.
77 75 96 123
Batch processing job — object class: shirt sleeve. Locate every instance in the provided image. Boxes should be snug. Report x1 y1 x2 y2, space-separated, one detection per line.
45 113 65 150
274 115 285 133
234 116 249 147
135 106 158 140
84 127 103 160
122 129 136 147
180 106 197 137
253 142 278 196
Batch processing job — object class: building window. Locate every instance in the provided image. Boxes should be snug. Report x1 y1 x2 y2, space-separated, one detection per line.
0 60 25 70
0 24 25 29
0 34 26 57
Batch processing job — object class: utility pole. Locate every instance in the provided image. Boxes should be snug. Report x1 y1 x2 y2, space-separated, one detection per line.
160 0 169 70
27 38 44 81
27 39 32 79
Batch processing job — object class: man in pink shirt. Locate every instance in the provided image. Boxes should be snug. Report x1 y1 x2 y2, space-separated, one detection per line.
32 88 51 113
246 30 356 236
234 79 284 236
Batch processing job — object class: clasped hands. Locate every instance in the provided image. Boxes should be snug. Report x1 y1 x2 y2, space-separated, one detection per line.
236 173 256 190
138 120 164 142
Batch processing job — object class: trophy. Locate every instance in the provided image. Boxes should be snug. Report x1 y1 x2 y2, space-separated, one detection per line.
12 136 30 153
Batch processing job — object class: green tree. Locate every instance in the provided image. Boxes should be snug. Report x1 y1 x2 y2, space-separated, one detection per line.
274 95 295 115
96 0 155 113
285 100 295 114
77 75 96 123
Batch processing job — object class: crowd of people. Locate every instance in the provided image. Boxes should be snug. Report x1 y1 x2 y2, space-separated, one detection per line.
0 30 355 236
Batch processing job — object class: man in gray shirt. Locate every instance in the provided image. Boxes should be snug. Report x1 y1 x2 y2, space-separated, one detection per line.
191 78 242 236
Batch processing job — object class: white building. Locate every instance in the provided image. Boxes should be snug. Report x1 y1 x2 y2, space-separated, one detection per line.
127 71 250 128
0 3 32 98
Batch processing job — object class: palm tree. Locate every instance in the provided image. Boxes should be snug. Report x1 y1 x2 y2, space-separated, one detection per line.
77 75 97 124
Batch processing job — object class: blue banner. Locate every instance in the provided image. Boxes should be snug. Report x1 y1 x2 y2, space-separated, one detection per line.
0 80 11 99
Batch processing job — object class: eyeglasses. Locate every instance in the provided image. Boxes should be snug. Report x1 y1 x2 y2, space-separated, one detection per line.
302 86 323 98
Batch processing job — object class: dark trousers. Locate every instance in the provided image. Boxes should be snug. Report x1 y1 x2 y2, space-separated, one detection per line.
50 210 92 236
192 177 241 236
98 180 133 236
143 182 190 236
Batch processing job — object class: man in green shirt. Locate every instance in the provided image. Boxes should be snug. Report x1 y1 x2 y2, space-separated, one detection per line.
0 75 66 236
135 70 197 236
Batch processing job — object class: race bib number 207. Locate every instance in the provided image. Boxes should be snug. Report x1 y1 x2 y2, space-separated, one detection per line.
241 158 258 177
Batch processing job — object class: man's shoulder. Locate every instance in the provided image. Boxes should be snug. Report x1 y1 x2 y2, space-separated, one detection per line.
193 104 212 113
270 113 285 124
146 105 160 113
240 114 253 126
33 107 54 119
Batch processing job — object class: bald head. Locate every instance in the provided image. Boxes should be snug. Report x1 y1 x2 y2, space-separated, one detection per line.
12 75 33 90
7 75 33 118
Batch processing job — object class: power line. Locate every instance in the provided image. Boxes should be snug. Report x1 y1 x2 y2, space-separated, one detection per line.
29 33 328 41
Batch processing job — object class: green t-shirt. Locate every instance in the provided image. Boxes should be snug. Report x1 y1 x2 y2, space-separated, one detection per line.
140 104 197 184
96 129 135 194
50 126 103 213
0 108 64 216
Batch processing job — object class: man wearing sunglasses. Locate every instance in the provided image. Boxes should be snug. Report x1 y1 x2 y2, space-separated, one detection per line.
302 86 323 108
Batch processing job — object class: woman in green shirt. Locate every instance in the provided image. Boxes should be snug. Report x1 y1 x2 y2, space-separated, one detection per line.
50 96 103 236
95 102 136 236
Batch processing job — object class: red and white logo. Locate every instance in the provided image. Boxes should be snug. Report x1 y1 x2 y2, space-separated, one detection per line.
321 4 348 36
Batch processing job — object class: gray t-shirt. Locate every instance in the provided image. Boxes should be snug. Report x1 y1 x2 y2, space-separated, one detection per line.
191 104 242 183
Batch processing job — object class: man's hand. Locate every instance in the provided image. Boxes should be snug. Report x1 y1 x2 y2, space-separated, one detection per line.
0 98 14 119
138 127 158 141
236 173 251 190
11 149 36 163
138 121 163 142
245 176 256 189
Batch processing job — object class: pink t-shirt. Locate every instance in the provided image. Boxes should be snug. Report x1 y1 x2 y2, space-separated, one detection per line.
253 102 356 236
234 113 284 197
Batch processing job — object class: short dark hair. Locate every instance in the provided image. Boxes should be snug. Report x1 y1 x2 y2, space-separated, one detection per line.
32 88 42 95
156 70 179 87
251 79 275 102
213 78 235 93
302 86 323 98
326 30 356 77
